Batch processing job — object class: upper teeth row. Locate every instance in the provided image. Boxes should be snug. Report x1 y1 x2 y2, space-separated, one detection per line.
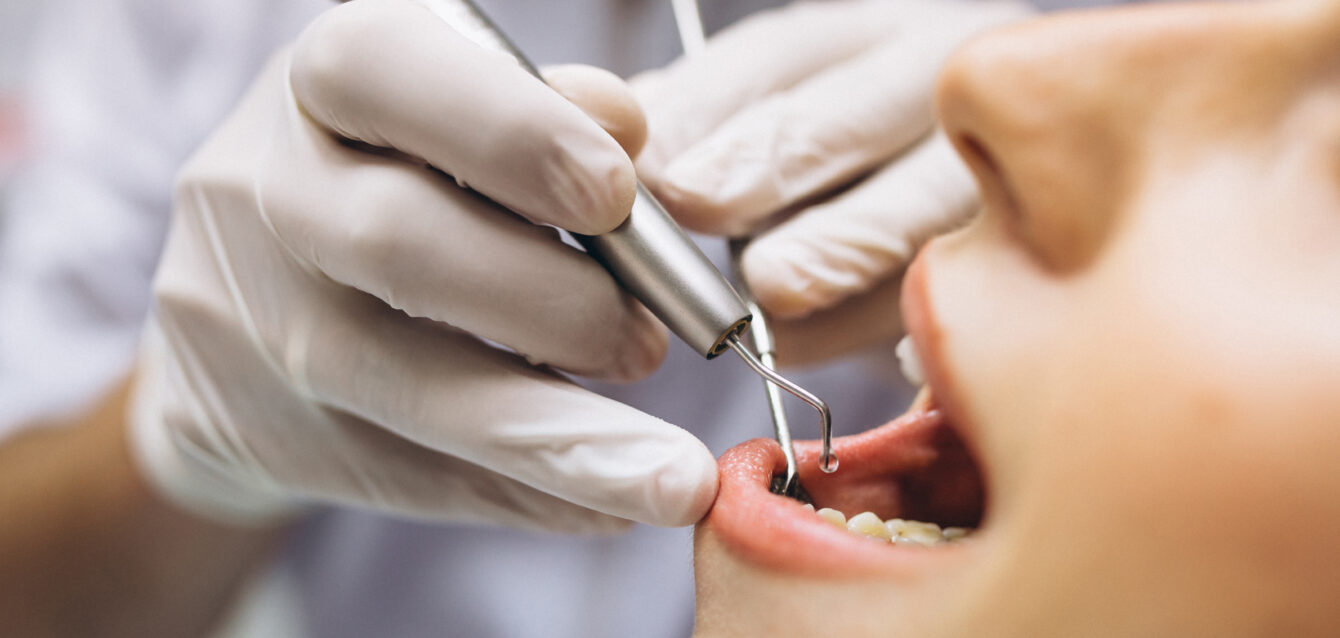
896 336 926 387
805 504 970 546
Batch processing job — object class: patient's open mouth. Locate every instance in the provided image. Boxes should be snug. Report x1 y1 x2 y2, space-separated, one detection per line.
704 246 989 576
706 389 987 576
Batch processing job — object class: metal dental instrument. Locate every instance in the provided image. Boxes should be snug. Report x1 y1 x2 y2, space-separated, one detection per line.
670 0 707 57
726 243 801 498
671 1 810 493
672 2 835 484
411 0 836 476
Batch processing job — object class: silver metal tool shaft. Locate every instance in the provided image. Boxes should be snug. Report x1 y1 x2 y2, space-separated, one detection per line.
727 240 837 483
670 0 707 56
729 241 799 495
726 336 836 477
418 0 749 358
577 187 752 358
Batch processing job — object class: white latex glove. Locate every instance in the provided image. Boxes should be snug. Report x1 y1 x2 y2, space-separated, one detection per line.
633 0 1032 364
128 0 717 532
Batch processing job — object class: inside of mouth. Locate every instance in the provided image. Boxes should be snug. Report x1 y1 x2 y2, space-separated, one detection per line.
784 404 987 547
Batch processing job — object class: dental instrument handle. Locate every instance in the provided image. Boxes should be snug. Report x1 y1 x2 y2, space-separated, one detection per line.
417 0 752 357
575 186 754 357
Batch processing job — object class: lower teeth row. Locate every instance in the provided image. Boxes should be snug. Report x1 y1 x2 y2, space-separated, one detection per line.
805 505 971 546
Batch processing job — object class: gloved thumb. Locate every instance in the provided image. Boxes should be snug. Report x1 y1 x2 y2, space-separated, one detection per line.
544 64 648 160
742 133 978 319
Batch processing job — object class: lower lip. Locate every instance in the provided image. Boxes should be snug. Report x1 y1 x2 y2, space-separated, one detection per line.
704 408 977 578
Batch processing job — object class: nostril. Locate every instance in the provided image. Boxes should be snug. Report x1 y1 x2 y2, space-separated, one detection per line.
951 133 1023 229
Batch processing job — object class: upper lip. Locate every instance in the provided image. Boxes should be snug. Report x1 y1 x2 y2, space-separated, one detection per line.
901 245 1004 545
901 250 976 447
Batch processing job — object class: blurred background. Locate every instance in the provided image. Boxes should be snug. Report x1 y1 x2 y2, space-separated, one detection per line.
0 0 41 208
0 0 1117 230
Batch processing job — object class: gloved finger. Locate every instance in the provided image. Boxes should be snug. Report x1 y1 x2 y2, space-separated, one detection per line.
769 275 905 368
289 0 635 235
641 0 1031 235
298 297 719 528
133 327 634 532
742 133 977 319
631 0 908 177
259 112 666 383
543 64 648 160
651 41 947 235
288 408 638 533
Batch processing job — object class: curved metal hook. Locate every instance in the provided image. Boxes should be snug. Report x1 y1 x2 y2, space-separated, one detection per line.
727 336 838 475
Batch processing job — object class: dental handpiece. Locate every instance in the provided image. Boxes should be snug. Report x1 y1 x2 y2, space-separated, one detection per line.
413 0 836 474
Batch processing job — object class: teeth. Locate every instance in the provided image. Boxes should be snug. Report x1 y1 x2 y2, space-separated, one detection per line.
896 336 926 387
816 507 847 529
846 512 893 541
813 507 972 546
898 520 945 546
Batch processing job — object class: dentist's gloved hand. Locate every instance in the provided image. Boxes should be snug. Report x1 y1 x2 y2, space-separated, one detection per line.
633 0 1032 364
129 0 716 532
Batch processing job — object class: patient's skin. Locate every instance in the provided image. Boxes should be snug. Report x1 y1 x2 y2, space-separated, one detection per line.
693 1 1340 636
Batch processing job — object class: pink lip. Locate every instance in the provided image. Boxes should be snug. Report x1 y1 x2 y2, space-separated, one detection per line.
705 401 984 577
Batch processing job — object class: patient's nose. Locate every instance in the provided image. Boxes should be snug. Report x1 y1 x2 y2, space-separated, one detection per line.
933 2 1332 269
934 10 1156 269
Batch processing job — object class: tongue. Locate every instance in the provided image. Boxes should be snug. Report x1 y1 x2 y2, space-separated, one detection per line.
793 404 984 528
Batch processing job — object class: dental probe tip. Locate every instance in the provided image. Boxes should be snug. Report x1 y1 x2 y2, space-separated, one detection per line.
726 335 837 475
818 405 837 474
820 452 839 474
